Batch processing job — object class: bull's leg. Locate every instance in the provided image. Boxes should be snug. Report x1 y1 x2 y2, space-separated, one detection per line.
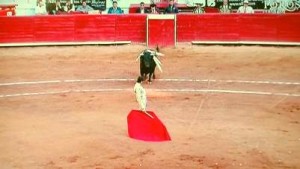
144 73 148 81
140 73 147 82
148 72 153 84
140 69 146 81
140 63 147 81
152 65 157 79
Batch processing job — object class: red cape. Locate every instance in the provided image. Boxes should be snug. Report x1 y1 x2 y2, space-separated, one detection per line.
127 110 171 142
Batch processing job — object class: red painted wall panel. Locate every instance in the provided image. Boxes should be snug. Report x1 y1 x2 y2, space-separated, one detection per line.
0 17 35 42
177 14 300 42
194 14 239 41
176 15 197 42
115 14 147 42
0 14 300 44
177 14 240 41
74 15 116 41
148 19 175 47
237 14 278 41
0 15 146 43
34 16 75 42
277 14 300 42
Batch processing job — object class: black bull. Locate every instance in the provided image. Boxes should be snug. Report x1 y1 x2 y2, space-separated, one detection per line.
140 51 157 83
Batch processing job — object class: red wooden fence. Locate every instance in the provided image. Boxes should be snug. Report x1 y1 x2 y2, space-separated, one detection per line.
0 14 300 44
148 15 176 47
0 15 147 43
177 14 300 42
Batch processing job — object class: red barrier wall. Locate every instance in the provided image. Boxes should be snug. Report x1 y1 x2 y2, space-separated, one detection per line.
1 14 300 44
148 19 175 47
177 14 300 42
0 15 147 43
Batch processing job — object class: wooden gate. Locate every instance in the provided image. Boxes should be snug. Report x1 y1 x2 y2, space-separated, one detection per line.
147 15 176 47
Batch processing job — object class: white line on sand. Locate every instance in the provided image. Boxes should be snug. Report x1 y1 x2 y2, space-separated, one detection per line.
0 80 62 86
0 88 299 98
0 78 299 86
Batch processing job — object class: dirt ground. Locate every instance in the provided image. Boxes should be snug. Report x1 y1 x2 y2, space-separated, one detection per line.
0 44 300 169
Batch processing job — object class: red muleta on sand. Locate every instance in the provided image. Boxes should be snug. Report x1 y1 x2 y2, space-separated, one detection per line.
127 110 171 142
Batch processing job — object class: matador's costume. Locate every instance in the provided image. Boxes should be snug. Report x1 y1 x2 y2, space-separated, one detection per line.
134 82 147 112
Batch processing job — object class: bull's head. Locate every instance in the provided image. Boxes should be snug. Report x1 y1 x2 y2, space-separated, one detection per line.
141 51 153 68
137 49 163 72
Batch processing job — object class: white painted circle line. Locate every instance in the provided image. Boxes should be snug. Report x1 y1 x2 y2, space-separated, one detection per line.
0 88 299 98
0 78 299 86
158 79 300 85
0 80 62 86
63 79 135 83
0 90 71 98
72 89 128 93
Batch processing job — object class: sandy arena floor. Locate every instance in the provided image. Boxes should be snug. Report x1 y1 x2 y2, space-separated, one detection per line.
0 45 300 169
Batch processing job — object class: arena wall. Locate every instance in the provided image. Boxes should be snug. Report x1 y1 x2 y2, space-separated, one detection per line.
177 14 300 43
0 15 147 43
0 14 300 45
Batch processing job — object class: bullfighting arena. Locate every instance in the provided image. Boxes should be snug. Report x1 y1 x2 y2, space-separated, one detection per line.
0 44 300 169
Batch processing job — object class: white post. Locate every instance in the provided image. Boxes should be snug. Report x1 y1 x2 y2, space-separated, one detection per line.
146 15 149 47
174 14 177 47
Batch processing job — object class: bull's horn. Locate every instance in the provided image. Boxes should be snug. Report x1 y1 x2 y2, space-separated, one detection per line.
136 53 143 61
153 56 162 65
155 52 164 57
145 49 153 53
153 56 163 72
147 50 155 55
